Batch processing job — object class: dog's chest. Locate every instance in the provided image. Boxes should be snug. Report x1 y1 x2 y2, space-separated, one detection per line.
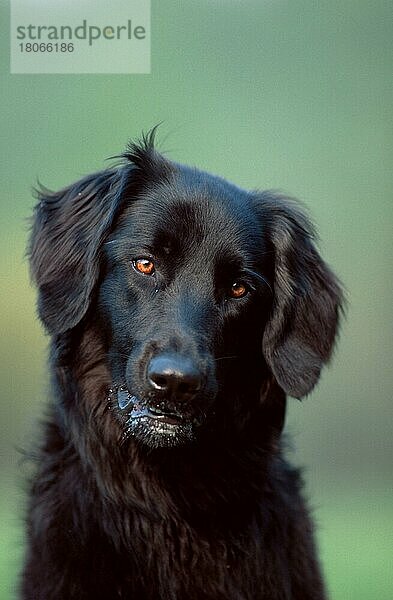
110 515 282 600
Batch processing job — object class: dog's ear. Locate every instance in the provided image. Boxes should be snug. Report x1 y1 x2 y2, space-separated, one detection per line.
29 167 131 334
256 193 344 398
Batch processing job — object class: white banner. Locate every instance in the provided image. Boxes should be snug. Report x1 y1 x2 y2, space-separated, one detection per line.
10 0 150 74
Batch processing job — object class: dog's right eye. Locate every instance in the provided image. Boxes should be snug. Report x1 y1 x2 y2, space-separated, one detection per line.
133 258 155 276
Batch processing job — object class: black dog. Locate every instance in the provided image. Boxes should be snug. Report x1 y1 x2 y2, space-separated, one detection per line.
22 131 343 599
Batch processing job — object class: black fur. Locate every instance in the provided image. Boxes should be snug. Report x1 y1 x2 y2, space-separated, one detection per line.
22 131 343 599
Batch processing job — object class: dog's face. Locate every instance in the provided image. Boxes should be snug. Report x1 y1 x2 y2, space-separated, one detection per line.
30 135 342 450
99 170 273 447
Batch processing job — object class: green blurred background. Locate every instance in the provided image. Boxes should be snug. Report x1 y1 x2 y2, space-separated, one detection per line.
1 1 392 598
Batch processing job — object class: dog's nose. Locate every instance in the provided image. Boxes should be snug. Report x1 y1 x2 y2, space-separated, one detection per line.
147 354 201 398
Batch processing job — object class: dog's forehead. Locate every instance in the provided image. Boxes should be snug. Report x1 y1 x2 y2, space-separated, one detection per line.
118 170 263 261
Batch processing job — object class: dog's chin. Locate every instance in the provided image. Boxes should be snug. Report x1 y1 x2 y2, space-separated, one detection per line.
110 386 198 449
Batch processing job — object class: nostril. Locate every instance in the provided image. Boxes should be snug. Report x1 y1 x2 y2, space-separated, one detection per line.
147 354 201 398
178 378 200 395
150 374 169 391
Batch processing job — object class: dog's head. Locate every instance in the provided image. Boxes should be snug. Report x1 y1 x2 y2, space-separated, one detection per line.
30 132 343 449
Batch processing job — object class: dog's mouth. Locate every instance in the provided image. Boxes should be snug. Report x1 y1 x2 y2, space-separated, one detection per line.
143 406 184 426
116 387 184 424
110 386 196 448
129 403 185 427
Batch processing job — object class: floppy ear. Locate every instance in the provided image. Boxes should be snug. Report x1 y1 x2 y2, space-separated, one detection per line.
29 167 131 334
256 193 344 398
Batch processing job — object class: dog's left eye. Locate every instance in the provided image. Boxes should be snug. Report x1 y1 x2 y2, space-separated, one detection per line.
133 258 155 276
229 281 249 299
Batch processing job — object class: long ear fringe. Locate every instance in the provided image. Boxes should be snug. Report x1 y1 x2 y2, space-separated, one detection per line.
29 167 128 334
255 192 344 398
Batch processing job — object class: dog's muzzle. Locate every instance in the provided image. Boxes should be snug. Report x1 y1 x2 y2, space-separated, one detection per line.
110 352 211 448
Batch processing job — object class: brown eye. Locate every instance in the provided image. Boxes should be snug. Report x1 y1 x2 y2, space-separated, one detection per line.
133 258 155 276
229 281 248 299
